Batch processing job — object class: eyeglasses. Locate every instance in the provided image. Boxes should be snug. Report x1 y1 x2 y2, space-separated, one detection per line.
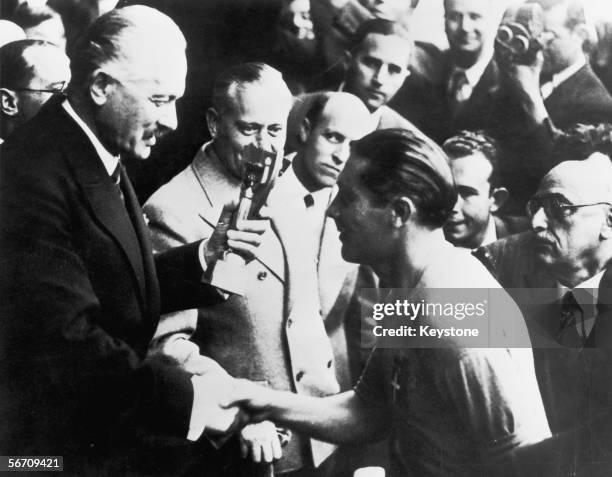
526 193 612 221
12 81 67 94
107 74 174 108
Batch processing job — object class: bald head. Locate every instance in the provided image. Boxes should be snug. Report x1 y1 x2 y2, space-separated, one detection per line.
1 39 70 138
531 152 612 285
0 20 26 48
539 152 612 205
294 92 372 191
69 5 186 91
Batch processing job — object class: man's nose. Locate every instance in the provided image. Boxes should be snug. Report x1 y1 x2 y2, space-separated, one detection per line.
373 65 389 85
332 141 351 165
451 195 464 214
530 206 548 232
458 15 474 32
255 129 273 152
157 103 178 131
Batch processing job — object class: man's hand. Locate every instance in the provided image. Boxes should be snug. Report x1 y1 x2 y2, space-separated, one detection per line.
204 205 271 268
498 48 544 98
239 420 283 464
192 371 247 436
497 49 548 125
226 216 270 263
224 379 278 424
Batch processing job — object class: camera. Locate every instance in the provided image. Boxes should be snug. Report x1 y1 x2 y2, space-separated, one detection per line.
495 3 545 65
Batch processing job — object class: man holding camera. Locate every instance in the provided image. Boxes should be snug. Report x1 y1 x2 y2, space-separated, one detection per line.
487 0 612 213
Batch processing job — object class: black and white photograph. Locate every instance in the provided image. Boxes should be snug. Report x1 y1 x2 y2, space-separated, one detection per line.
2 0 612 476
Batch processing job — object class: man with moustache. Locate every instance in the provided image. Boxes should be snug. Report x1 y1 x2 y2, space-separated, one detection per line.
144 69 373 475
389 0 502 143
0 7 256 475
226 128 551 477
475 126 612 475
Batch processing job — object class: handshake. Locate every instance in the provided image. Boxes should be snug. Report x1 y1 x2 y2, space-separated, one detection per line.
189 355 288 464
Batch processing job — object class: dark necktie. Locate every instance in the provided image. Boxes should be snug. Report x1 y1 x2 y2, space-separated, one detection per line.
448 70 470 113
557 290 585 347
111 162 124 204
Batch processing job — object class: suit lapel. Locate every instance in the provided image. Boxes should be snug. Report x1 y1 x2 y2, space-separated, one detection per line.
121 167 159 320
56 101 148 312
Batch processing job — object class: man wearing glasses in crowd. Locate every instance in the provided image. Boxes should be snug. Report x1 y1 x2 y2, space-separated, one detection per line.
476 124 612 475
0 39 70 143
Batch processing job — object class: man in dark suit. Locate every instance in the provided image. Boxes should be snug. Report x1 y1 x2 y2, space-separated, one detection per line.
475 132 612 475
0 6 264 475
483 0 612 213
389 0 502 143
442 130 529 249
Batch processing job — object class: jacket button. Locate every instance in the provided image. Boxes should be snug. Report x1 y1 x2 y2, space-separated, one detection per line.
296 371 304 382
287 318 293 328
257 270 267 280
327 360 333 368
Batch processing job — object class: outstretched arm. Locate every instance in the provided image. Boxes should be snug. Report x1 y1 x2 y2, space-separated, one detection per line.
227 380 391 445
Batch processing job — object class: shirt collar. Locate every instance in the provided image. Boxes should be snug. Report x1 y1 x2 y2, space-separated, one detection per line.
557 269 605 302
541 56 586 99
450 47 494 89
268 157 333 210
479 215 498 248
62 100 119 176
370 106 383 130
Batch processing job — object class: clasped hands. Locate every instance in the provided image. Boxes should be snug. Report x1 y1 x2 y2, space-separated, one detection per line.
191 356 285 464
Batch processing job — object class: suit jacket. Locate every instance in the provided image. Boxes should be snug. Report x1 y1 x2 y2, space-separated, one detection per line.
545 63 612 129
475 233 612 474
143 145 370 472
389 51 500 143
376 105 421 133
493 215 530 240
0 96 219 472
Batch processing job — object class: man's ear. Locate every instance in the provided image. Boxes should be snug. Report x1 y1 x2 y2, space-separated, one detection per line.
90 70 115 106
341 50 353 75
391 196 413 227
0 88 19 116
572 23 590 44
298 117 311 144
489 187 509 213
601 206 612 239
206 107 219 138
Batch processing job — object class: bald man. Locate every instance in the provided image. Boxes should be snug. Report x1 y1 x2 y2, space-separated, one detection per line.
476 126 612 474
0 39 70 142
145 75 373 474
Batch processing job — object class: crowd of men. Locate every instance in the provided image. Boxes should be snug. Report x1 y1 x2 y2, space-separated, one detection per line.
2 0 612 476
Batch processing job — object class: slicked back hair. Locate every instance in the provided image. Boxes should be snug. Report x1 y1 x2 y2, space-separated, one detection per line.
351 18 413 55
443 130 503 188
211 62 291 116
352 128 457 228
69 5 186 89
